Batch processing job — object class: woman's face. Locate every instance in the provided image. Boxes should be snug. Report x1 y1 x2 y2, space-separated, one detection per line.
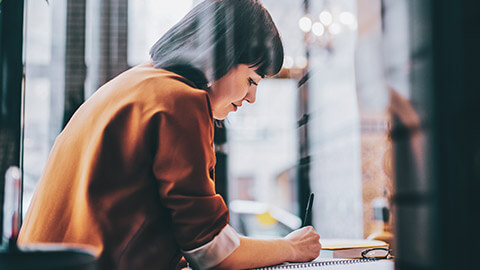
209 64 262 120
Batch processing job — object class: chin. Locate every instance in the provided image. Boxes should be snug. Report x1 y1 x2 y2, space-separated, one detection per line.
213 115 227 120
213 111 229 120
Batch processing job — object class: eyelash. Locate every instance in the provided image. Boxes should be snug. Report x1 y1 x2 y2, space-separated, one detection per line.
248 78 258 86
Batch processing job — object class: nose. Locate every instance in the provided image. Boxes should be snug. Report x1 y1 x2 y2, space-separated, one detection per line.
244 87 257 103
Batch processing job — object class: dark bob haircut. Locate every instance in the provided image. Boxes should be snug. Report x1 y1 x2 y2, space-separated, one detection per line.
150 0 284 90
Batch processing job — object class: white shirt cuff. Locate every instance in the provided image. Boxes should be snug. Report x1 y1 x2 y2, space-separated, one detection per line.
182 224 240 270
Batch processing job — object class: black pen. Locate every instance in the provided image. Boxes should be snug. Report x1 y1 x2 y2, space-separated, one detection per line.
302 193 314 227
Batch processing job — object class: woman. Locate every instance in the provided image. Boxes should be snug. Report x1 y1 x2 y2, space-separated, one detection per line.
18 0 321 269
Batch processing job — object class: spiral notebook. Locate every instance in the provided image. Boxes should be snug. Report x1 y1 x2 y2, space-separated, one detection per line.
254 258 394 270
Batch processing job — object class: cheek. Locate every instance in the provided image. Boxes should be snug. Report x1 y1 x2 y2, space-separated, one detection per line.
232 81 249 99
220 82 246 103
214 69 250 103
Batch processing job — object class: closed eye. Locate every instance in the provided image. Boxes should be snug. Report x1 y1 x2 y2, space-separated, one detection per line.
248 78 258 86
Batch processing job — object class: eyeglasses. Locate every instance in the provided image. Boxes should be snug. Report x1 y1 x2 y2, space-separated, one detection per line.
361 248 393 260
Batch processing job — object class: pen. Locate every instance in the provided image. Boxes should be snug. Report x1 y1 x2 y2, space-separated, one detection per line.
302 193 314 227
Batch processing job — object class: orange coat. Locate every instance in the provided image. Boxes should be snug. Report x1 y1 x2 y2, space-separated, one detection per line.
18 63 229 269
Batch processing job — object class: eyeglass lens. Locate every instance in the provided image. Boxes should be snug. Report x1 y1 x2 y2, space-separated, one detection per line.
362 248 391 259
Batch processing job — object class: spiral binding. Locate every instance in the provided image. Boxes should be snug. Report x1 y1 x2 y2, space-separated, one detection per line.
255 258 375 269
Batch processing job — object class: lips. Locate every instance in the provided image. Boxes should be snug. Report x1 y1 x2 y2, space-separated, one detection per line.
232 102 243 111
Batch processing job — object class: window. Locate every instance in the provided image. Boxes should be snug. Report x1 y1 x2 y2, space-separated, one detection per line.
127 0 193 66
22 0 62 212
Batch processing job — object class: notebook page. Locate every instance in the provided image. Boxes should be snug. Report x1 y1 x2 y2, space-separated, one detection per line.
255 258 394 270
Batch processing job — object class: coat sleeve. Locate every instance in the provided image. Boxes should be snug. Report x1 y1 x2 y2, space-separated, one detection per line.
152 89 235 255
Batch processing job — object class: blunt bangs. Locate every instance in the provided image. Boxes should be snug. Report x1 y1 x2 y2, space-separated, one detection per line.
233 0 284 78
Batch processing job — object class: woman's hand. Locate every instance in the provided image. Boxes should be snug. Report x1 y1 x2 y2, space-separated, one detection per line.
214 226 321 269
284 226 322 262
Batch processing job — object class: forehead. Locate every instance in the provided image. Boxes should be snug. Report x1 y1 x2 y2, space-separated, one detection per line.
236 64 262 79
